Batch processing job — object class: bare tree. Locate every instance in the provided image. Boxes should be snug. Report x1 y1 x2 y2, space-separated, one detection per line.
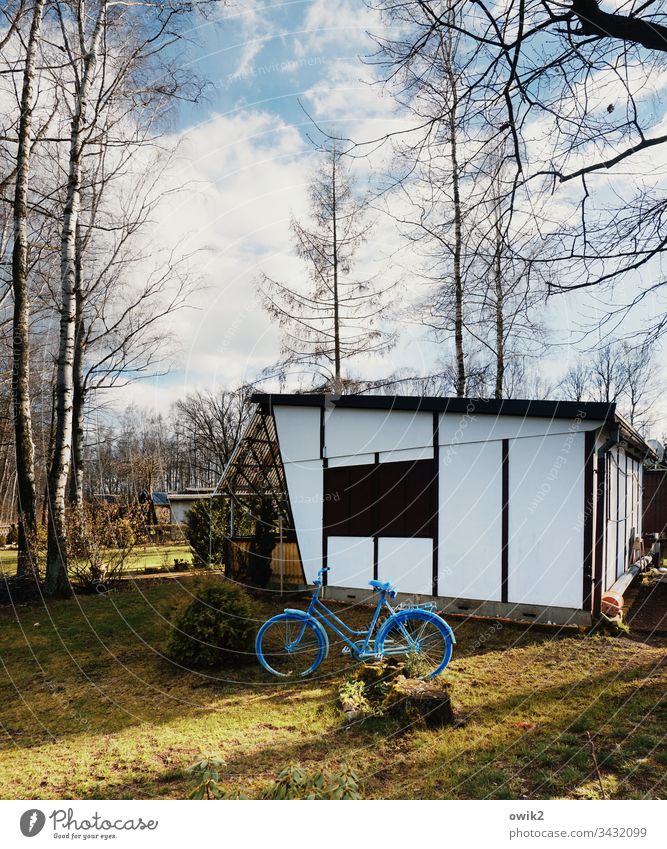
621 343 662 431
561 360 592 404
10 0 46 575
38 0 218 595
258 141 396 391
380 7 546 399
65 152 196 507
369 1 667 346
559 340 662 432
173 387 252 489
45 0 107 596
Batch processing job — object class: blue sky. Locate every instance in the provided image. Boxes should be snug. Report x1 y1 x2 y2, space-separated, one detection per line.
179 1 377 133
113 1 667 435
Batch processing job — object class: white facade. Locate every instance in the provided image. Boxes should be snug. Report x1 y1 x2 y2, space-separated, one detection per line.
264 396 648 623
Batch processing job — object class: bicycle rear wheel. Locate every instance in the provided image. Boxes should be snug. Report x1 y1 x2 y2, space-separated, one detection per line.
256 613 326 677
376 611 454 679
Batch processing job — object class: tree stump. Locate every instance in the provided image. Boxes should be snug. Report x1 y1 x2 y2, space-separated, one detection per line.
338 660 456 729
382 675 454 729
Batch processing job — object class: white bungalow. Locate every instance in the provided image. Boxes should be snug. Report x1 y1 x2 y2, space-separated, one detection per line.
230 394 654 625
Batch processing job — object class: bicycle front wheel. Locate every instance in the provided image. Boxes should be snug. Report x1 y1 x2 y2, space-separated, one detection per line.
376 611 454 679
256 613 326 678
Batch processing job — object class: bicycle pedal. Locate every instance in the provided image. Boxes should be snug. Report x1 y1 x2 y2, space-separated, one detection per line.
341 646 351 655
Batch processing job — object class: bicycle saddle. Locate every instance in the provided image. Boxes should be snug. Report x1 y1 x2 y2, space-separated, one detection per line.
369 579 394 592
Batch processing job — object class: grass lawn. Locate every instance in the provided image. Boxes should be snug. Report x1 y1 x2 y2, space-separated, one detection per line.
0 549 18 570
0 543 192 576
0 574 665 800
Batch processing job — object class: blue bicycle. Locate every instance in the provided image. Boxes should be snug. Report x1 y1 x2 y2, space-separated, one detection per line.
255 568 455 679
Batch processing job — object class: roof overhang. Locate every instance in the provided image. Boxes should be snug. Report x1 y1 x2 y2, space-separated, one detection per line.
252 393 657 462
251 392 615 421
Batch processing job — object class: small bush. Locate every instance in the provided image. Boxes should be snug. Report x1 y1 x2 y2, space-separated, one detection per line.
184 754 361 800
167 582 257 669
337 679 371 716
67 504 133 592
187 754 226 799
184 499 229 569
263 764 362 800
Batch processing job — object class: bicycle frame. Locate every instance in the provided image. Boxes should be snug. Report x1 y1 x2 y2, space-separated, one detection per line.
257 568 455 678
303 582 396 659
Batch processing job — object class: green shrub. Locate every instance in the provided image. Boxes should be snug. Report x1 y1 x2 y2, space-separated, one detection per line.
337 678 371 715
67 504 133 592
167 582 256 669
187 754 226 799
184 499 229 569
263 764 362 800
183 754 361 800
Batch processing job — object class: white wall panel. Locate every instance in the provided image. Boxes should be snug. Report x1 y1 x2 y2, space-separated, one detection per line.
616 451 627 579
326 452 375 468
273 405 324 580
636 463 644 536
274 406 321 463
281 460 322 580
438 440 503 601
508 433 585 609
377 537 433 595
379 446 433 463
604 448 618 592
439 413 601 446
327 536 374 590
324 408 432 460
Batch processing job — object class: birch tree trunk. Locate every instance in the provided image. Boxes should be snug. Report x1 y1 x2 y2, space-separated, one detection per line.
331 149 342 393
12 0 46 576
493 209 505 400
69 332 86 507
443 33 466 398
45 2 106 596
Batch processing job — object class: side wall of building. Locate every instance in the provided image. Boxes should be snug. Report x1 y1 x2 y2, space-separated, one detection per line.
602 445 643 592
274 404 603 614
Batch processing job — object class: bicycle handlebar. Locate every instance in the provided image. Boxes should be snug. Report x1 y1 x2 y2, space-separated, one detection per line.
312 566 330 587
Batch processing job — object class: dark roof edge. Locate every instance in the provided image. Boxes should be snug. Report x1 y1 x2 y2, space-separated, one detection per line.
251 392 616 422
614 411 657 460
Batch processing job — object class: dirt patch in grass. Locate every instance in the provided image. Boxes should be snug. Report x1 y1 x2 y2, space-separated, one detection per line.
0 575 665 800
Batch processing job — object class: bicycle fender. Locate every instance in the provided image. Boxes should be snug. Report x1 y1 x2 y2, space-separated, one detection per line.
281 609 330 660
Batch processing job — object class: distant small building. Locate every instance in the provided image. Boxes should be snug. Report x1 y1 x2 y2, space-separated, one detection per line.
151 492 171 525
168 491 214 525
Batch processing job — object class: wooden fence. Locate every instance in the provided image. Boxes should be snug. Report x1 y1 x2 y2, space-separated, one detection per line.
225 540 304 587
643 469 667 536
